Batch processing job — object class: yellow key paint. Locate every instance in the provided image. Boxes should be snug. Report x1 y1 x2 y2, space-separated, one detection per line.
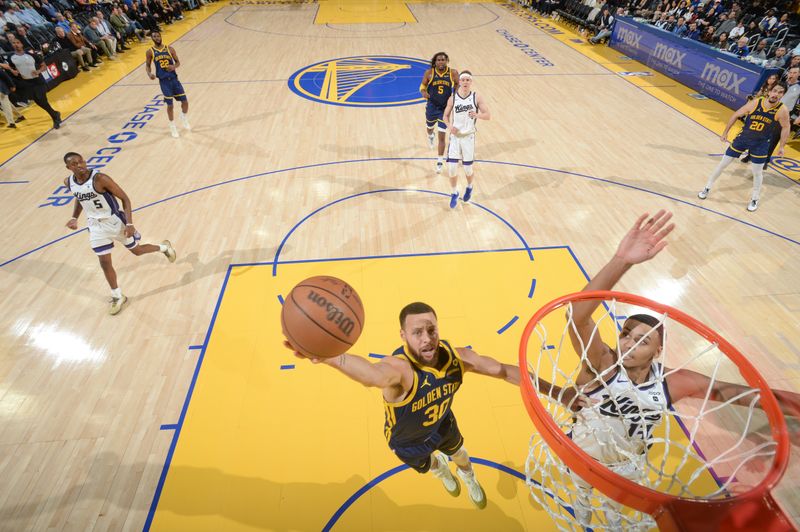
315 0 417 24
151 248 719 530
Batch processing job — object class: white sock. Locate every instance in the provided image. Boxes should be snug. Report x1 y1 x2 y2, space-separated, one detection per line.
437 156 443 163
466 184 473 190
705 155 735 189
111 287 122 298
169 121 177 127
750 163 764 201
158 243 167 252
451 187 458 195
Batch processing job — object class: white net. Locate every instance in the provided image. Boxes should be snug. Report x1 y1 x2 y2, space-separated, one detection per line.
524 297 780 531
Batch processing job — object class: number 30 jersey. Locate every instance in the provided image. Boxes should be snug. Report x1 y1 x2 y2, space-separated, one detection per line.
68 169 120 220
384 340 463 448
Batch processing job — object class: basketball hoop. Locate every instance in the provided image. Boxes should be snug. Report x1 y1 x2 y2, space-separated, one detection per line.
518 290 793 531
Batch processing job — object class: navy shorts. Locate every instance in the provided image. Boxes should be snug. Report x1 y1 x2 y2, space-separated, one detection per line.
159 75 187 105
726 134 770 164
425 102 447 131
390 412 464 473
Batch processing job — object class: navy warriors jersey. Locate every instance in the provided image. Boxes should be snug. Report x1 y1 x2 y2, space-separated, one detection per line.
427 68 455 107
151 45 178 80
740 97 782 140
384 340 463 448
68 169 121 220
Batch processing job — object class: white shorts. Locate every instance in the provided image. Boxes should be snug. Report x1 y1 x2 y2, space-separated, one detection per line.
88 215 141 255
447 132 475 164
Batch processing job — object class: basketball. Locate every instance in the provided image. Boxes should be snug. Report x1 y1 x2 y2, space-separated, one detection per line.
281 276 365 358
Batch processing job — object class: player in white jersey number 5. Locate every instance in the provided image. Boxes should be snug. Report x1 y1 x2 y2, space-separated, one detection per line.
442 71 490 209
63 152 177 315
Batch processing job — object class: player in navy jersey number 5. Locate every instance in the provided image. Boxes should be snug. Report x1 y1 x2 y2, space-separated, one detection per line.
284 301 560 509
146 31 190 138
63 152 177 315
420 52 458 174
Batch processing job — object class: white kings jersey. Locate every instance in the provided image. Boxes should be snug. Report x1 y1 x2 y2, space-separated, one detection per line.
571 363 669 464
68 169 121 220
452 90 478 136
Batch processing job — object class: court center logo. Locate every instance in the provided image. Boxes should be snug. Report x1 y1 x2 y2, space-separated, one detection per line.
288 55 428 107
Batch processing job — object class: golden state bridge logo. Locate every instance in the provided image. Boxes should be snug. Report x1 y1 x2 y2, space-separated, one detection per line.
288 55 429 107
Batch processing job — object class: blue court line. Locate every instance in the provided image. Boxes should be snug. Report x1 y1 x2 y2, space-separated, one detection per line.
0 180 29 184
159 424 178 431
145 247 573 527
113 72 615 87
114 78 288 87
322 456 576 531
225 1 499 38
497 315 519 334
280 364 295 370
234 245 566 269
566 244 728 492
528 278 537 299
505 3 800 187
277 294 284 305
368 353 386 359
4 156 798 270
143 265 232 532
271 187 534 277
0 4 224 170
188 345 203 350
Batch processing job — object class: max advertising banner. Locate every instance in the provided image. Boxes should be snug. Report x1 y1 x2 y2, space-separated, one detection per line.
610 18 768 109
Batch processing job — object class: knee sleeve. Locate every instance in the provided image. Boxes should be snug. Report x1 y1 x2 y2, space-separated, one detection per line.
448 162 458 177
463 164 474 177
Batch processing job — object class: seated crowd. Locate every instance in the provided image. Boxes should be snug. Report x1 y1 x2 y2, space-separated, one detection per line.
517 0 800 134
0 0 212 129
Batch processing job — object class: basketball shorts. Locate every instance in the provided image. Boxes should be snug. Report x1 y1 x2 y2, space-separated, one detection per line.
88 214 141 255
425 102 447 132
447 132 475 164
159 76 187 105
726 135 770 164
389 412 464 473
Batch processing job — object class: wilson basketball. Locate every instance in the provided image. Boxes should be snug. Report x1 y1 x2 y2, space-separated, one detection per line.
281 276 365 358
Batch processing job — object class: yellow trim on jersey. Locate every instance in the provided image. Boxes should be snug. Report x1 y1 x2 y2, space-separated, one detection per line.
426 67 450 89
401 340 458 379
384 359 419 408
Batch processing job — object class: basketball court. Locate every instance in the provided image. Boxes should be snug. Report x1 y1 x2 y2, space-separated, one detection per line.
1 1 799 531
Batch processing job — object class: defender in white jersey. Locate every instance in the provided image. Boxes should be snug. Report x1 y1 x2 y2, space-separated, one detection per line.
63 152 177 315
442 71 490 209
556 210 800 527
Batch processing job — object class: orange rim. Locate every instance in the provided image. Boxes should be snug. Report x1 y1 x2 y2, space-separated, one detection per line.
518 290 790 517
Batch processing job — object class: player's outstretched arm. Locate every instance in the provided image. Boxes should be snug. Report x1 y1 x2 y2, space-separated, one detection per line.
666 368 800 418
283 340 407 390
569 211 675 370
458 347 583 408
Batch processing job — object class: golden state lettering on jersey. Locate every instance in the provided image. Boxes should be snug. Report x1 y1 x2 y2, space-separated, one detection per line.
427 68 454 107
409 381 460 413
152 46 177 79
742 97 782 137
383 340 463 446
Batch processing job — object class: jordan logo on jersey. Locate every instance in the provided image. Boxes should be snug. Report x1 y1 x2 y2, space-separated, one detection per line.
421 375 432 388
